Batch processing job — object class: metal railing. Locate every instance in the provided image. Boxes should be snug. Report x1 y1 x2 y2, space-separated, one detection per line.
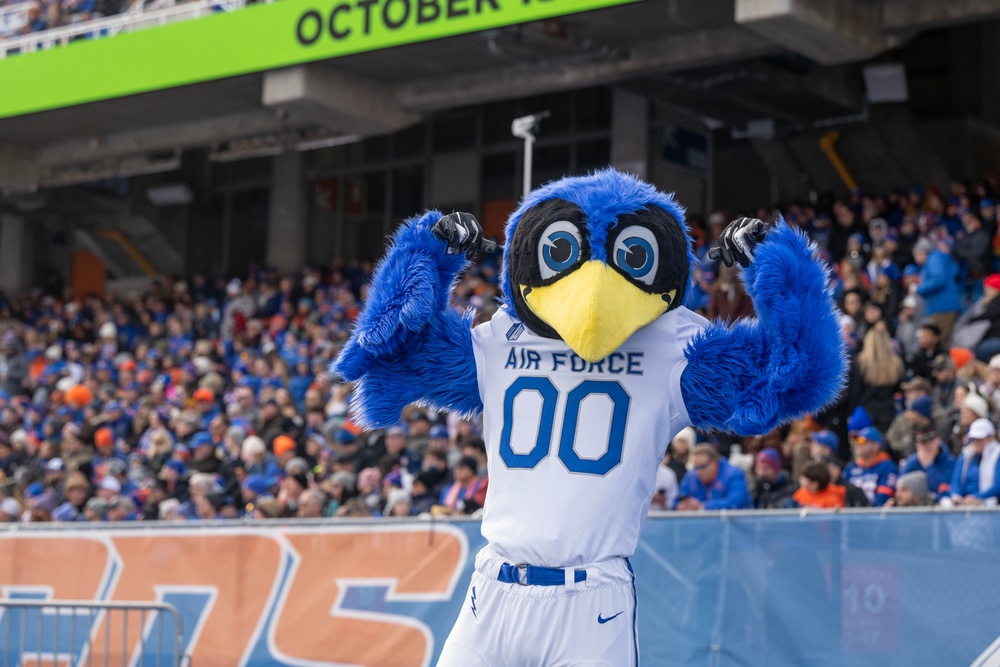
0 0 261 58
0 600 187 667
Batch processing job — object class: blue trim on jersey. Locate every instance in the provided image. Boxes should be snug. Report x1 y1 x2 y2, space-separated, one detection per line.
499 376 558 469
625 557 639 667
558 380 630 475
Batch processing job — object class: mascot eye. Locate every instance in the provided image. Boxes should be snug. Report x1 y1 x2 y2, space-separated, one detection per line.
538 221 582 280
612 226 659 285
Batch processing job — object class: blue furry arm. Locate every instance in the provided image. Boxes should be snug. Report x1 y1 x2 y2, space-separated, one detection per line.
680 222 847 435
333 211 482 427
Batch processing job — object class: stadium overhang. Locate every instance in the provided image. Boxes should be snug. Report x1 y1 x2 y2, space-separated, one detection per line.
1 0 998 191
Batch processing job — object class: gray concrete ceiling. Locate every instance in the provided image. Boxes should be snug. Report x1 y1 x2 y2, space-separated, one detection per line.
0 0 997 191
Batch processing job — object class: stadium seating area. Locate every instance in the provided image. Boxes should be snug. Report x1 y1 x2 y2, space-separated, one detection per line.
1 0 127 38
0 175 997 523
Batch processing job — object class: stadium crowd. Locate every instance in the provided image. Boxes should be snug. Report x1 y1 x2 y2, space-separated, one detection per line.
0 177 998 523
1 0 128 39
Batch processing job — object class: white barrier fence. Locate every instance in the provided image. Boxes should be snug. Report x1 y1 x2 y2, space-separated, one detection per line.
0 599 187 667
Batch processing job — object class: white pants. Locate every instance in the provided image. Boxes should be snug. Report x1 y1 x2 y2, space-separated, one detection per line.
437 546 638 667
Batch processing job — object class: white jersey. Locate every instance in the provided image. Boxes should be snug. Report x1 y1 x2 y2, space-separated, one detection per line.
471 306 707 566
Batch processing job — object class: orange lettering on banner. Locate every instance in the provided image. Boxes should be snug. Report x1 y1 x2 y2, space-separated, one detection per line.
0 536 110 599
275 528 465 667
89 534 282 667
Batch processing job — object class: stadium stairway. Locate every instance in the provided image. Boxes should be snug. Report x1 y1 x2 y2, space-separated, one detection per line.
45 187 184 280
752 104 954 201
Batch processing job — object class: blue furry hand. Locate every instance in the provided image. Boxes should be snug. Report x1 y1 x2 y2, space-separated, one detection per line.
682 221 847 435
332 209 483 427
709 217 769 268
432 212 497 259
333 210 468 382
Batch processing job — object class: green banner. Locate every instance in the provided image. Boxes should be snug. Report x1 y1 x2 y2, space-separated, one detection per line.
0 0 639 119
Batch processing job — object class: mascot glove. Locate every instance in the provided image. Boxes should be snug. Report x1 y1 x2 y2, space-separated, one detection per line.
432 212 497 260
709 217 770 268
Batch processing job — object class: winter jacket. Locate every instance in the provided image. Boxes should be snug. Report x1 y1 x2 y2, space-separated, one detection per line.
793 484 847 509
676 459 751 510
916 250 961 316
753 472 797 509
900 447 956 500
970 297 1000 341
844 451 898 506
949 440 1000 504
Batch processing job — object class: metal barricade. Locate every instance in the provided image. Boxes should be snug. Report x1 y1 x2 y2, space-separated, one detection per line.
0 600 187 667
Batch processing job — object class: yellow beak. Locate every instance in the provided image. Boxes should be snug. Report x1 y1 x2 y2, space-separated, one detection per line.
522 261 674 362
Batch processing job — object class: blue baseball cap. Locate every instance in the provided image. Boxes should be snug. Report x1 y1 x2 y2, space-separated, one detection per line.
335 430 356 445
242 474 271 496
164 459 186 475
853 427 883 446
191 432 214 449
812 430 839 452
907 396 933 420
429 425 449 440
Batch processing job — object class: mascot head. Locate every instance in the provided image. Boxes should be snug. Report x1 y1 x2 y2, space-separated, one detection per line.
500 168 695 362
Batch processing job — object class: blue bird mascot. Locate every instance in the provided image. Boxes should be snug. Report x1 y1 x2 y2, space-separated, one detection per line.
334 168 846 666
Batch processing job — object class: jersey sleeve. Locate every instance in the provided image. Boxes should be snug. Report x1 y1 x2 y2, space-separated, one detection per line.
667 308 709 433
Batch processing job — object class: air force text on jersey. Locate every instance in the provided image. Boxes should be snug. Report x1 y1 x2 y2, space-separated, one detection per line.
503 346 646 376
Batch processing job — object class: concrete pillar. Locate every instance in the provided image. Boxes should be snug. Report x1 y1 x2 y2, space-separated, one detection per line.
981 22 1000 126
0 215 30 295
0 144 38 192
266 151 308 273
610 89 649 179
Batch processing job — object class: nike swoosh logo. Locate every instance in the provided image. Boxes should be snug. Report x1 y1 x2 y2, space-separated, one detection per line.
598 611 624 624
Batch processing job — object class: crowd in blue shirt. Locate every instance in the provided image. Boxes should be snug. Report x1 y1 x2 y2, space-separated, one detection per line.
0 261 499 523
1 176 999 523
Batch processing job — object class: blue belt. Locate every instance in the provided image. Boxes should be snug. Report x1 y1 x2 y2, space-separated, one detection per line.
497 562 587 586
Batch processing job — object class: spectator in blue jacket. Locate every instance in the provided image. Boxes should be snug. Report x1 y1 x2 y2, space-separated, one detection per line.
914 236 961 343
675 444 750 510
844 427 897 506
944 418 1000 507
899 428 955 500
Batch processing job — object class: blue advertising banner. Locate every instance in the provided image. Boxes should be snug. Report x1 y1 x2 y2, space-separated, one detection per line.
0 511 996 666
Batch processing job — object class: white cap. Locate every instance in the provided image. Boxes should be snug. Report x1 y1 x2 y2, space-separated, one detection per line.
45 457 64 472
241 435 266 459
968 418 996 441
989 354 1000 371
98 322 117 339
158 498 181 520
385 488 411 514
0 497 20 518
901 295 919 309
963 393 990 419
98 477 121 493
673 426 696 450
56 377 76 393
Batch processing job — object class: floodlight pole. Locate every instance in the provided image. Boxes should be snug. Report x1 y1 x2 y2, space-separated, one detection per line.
511 112 549 199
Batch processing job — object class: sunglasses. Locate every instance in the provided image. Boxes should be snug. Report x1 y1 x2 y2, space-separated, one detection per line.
852 436 876 445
